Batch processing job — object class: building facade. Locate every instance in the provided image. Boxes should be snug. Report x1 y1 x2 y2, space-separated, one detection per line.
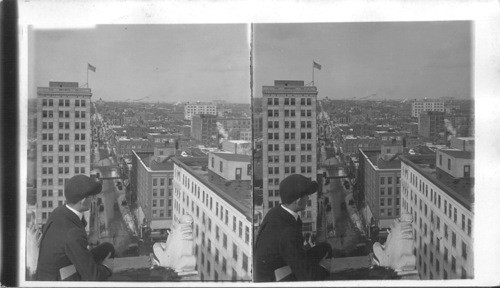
419 111 446 142
172 156 252 281
36 82 92 226
132 145 176 231
116 137 154 158
400 149 474 280
191 114 218 146
359 149 402 231
184 103 217 120
341 135 380 155
412 100 445 118
261 80 318 234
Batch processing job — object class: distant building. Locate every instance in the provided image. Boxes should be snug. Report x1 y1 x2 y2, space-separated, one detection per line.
239 129 252 142
446 114 474 138
221 140 252 156
191 114 218 146
352 123 376 137
419 111 446 142
132 144 176 231
218 118 252 130
146 132 182 146
402 122 419 136
172 153 252 281
262 80 318 235
116 137 154 158
358 149 402 233
181 125 191 138
400 148 474 279
449 137 474 152
184 103 217 120
412 100 444 118
375 130 406 155
341 135 380 155
36 81 92 227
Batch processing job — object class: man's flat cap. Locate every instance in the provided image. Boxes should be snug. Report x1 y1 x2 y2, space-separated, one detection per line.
279 174 318 204
65 175 102 204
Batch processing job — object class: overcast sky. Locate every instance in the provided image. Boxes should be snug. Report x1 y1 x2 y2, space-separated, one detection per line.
29 24 251 103
253 21 472 100
29 22 471 103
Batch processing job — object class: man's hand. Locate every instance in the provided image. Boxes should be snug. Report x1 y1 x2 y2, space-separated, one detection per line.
318 253 332 273
102 252 114 273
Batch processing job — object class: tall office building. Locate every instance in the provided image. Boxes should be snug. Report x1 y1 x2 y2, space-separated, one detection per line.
400 148 474 279
261 80 318 234
36 82 92 227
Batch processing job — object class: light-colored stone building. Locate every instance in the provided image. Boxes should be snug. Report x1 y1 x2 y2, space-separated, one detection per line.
184 103 217 120
261 80 318 235
412 99 445 118
172 154 252 281
400 148 474 279
36 82 92 227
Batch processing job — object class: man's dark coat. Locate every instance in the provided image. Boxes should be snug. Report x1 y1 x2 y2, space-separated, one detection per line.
36 205 111 281
254 205 328 282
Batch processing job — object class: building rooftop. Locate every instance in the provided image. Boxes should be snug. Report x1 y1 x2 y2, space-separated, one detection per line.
212 152 251 162
172 157 252 221
362 150 402 171
440 149 473 159
400 155 474 211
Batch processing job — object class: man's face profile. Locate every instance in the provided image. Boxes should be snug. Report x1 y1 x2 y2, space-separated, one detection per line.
297 194 309 211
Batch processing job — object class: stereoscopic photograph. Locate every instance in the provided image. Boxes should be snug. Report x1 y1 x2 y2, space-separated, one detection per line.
12 0 500 287
25 24 251 282
252 21 474 281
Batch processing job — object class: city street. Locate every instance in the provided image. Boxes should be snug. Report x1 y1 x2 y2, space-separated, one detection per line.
90 149 137 257
318 146 366 256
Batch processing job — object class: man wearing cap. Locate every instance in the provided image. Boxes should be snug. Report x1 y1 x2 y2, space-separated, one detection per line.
254 174 333 282
36 175 115 281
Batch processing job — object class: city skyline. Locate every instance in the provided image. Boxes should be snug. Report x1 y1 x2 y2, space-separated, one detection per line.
253 22 472 101
29 24 251 103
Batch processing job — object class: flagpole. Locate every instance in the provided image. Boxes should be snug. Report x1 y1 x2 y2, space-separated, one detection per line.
312 61 315 86
87 64 89 88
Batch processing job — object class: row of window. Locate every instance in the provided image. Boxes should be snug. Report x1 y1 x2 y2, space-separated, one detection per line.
405 166 472 237
176 172 250 245
379 175 400 185
152 208 172 218
402 196 471 278
152 177 172 187
267 143 313 152
415 237 469 279
380 186 400 196
42 166 86 175
196 247 248 281
42 121 84 130
41 177 70 187
379 197 400 207
42 144 87 152
41 189 63 197
266 120 314 129
267 97 312 106
379 207 399 217
152 198 172 208
42 99 86 107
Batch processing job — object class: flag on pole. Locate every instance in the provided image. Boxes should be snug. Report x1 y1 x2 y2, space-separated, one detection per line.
313 61 322 70
88 63 96 72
